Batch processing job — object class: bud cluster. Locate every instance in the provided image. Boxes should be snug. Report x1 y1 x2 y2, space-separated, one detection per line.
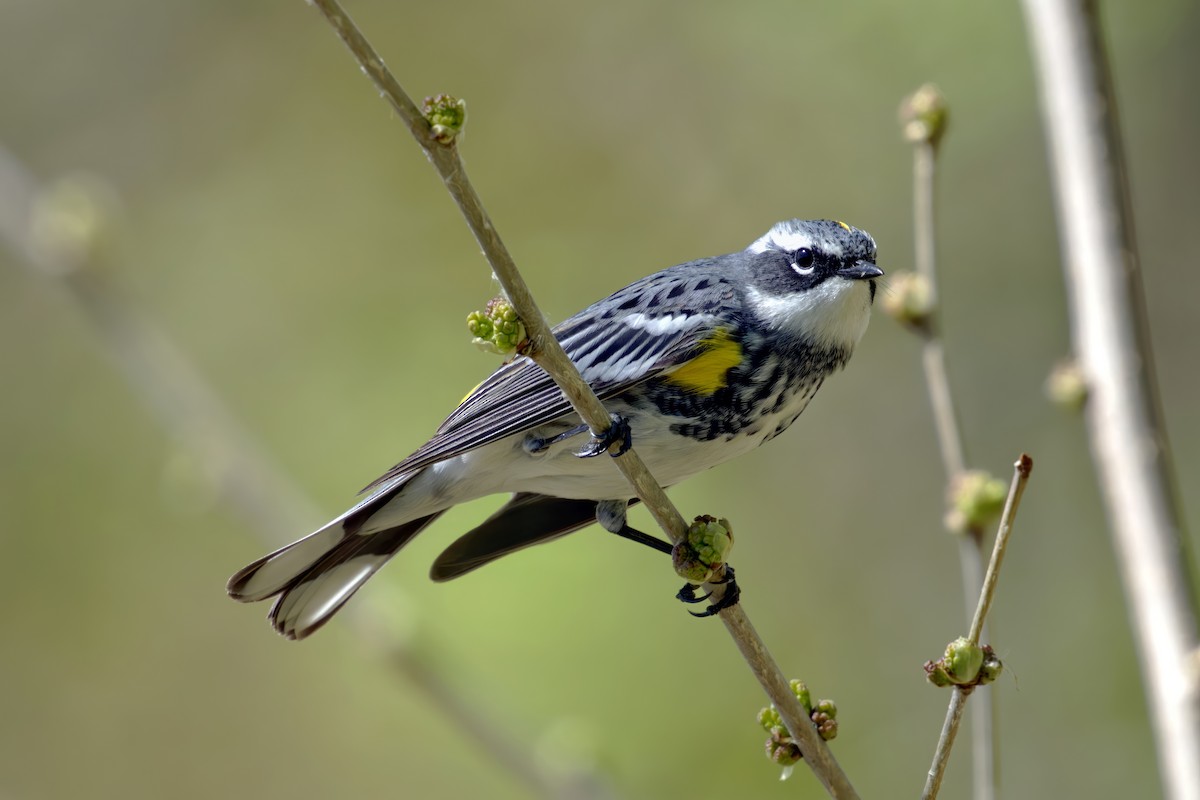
671 515 733 583
924 637 1003 690
757 679 839 770
467 296 527 355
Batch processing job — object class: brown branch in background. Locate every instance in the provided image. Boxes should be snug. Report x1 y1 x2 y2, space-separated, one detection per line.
0 144 616 800
306 0 859 795
1019 2 1200 798
923 455 1033 800
896 84 997 800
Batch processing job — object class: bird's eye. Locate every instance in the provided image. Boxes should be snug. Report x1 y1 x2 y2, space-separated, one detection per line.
791 248 816 275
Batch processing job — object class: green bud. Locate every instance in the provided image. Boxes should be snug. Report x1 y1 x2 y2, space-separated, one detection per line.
766 728 802 767
1046 358 1088 412
925 659 953 688
789 679 812 714
672 515 733 582
466 310 493 338
880 270 935 332
945 470 1007 534
759 685 835 771
977 645 1003 685
671 543 715 583
758 706 782 733
422 93 466 144
926 640 1000 688
944 636 984 685
467 296 527 355
899 83 948 146
687 515 733 564
812 712 838 742
811 699 837 740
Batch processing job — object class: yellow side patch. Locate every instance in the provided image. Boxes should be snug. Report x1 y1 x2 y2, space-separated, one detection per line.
664 329 743 394
836 220 851 232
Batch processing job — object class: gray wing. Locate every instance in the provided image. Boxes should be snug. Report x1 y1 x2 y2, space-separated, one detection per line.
428 493 600 581
361 263 737 493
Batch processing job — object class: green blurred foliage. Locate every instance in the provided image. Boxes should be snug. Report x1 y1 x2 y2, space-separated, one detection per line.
2 1 1198 798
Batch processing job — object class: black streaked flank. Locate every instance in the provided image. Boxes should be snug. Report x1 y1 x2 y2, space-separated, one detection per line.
634 324 851 442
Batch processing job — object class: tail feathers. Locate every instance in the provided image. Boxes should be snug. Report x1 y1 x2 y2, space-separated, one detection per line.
227 511 443 640
227 523 347 603
268 512 444 640
226 480 402 604
430 493 599 582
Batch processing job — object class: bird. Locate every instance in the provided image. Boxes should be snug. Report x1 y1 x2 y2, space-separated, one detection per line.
227 218 883 639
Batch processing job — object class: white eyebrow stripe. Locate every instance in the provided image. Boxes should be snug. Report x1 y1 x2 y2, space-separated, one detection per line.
761 230 813 253
747 223 852 259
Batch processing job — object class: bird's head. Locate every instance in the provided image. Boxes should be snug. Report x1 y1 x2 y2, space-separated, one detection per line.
742 219 883 353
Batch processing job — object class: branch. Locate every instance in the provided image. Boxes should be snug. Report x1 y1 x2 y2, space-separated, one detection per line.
1018 3 1200 798
898 84 995 800
309 0 687 546
306 1 858 795
0 144 615 800
923 455 1033 800
966 456 1032 645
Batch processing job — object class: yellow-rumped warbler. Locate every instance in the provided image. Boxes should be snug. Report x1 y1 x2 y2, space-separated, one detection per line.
228 219 882 639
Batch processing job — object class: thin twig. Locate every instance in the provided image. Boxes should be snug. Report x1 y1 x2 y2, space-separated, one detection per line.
922 455 1033 800
912 141 966 479
967 456 1033 644
903 86 995 800
1019 4 1200 799
306 1 858 796
924 688 970 800
0 144 614 800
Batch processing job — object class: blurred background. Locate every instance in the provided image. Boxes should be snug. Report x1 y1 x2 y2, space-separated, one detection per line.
2 1 1198 798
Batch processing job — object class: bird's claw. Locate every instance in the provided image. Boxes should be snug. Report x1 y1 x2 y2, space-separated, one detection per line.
676 583 711 604
576 413 632 458
677 566 740 617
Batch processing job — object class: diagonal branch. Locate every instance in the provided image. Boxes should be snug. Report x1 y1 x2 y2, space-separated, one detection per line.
309 0 686 548
923 454 1033 800
307 0 858 795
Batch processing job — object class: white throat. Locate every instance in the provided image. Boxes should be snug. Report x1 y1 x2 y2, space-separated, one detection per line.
746 278 873 353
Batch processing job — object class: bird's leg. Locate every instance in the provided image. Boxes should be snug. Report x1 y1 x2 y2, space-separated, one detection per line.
575 413 632 458
595 499 672 554
522 423 589 454
595 499 740 616
611 524 674 555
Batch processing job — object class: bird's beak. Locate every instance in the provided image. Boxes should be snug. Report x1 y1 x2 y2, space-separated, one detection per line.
838 261 884 281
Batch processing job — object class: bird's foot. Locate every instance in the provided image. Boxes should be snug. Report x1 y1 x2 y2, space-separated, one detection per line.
601 510 739 617
677 566 740 617
575 413 632 458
